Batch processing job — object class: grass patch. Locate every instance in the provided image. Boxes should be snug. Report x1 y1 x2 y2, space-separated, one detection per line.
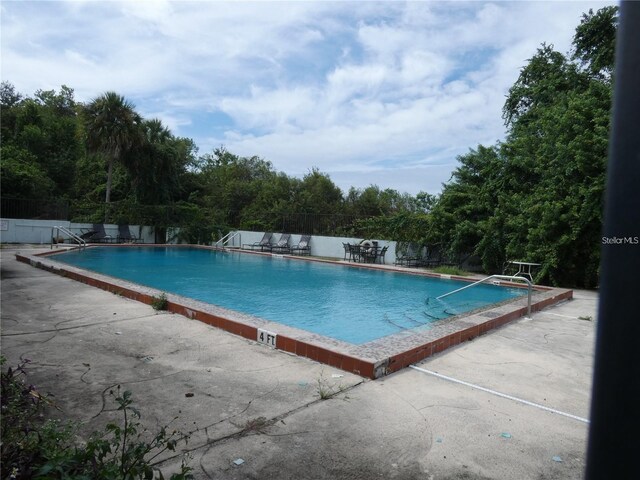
315 370 350 400
151 293 169 311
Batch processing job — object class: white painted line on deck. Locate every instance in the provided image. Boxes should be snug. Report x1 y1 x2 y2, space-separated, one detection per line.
409 365 589 424
543 312 581 319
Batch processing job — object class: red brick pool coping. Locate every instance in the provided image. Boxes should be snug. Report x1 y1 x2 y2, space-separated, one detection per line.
16 245 572 379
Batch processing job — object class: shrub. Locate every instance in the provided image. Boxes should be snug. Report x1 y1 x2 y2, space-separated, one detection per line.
151 293 169 311
0 356 192 479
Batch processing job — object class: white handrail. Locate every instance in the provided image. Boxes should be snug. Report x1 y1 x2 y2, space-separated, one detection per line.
51 226 86 249
215 231 241 248
436 274 533 317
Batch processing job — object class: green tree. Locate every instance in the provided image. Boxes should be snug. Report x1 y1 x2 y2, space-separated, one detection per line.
572 6 618 79
0 145 56 198
193 148 283 229
428 6 615 286
84 92 143 216
503 44 584 129
344 185 415 217
1 83 83 199
0 81 23 142
428 145 508 271
293 168 343 214
121 118 194 205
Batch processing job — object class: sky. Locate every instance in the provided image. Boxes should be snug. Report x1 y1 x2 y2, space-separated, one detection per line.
1 0 617 195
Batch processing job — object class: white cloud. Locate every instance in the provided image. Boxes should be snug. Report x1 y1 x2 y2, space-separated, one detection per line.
219 86 319 130
1 0 616 195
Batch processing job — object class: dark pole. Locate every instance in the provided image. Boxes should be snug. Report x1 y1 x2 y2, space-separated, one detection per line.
586 2 640 478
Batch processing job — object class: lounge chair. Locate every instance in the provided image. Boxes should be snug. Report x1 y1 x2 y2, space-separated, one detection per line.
290 234 311 256
269 233 291 254
82 224 113 243
419 254 441 268
79 227 97 240
419 248 449 268
394 243 422 267
117 225 138 243
243 232 273 251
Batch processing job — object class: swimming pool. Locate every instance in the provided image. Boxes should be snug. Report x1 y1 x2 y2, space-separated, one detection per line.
52 246 524 344
18 246 572 378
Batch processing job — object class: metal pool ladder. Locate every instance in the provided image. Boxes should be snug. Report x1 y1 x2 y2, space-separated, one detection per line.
215 231 241 249
437 275 533 317
51 226 86 249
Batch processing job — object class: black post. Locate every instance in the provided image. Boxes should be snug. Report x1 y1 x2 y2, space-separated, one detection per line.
586 2 640 478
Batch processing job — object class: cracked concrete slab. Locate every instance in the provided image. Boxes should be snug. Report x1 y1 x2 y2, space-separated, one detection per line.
1 248 596 479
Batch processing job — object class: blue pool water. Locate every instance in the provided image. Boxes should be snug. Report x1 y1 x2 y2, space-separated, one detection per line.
53 247 525 344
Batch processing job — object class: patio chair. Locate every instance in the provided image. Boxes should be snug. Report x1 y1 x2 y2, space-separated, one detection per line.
394 243 421 267
79 227 97 240
117 224 138 243
348 243 362 262
342 242 351 261
419 248 447 268
269 233 292 254
290 234 311 256
360 240 378 263
376 245 389 264
82 224 113 243
242 232 273 251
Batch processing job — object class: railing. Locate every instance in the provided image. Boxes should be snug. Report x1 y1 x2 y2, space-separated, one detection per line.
279 212 363 236
215 231 241 249
1 197 70 220
436 274 533 317
51 226 86 249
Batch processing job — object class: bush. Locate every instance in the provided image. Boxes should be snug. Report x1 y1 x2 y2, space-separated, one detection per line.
151 293 169 311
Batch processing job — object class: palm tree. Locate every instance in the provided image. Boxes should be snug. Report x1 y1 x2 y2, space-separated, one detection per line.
84 92 142 219
123 118 179 204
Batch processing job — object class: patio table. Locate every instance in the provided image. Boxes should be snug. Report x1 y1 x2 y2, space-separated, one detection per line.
505 261 540 281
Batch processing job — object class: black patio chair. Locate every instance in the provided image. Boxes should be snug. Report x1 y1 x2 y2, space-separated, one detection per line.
376 245 389 264
117 225 138 243
269 233 292 254
290 235 311 256
79 228 97 240
242 232 273 251
394 243 421 267
342 243 351 261
82 224 113 243
348 243 362 262
419 248 444 268
360 242 379 263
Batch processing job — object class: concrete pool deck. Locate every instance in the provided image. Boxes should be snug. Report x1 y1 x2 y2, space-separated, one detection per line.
1 247 596 479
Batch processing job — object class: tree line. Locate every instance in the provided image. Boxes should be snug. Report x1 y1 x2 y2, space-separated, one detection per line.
0 7 616 287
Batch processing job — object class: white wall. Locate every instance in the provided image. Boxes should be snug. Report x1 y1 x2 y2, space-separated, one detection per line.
0 219 155 244
233 230 397 264
0 219 70 244
0 220 397 263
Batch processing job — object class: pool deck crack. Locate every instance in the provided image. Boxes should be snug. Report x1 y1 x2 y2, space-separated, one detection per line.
154 378 367 468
